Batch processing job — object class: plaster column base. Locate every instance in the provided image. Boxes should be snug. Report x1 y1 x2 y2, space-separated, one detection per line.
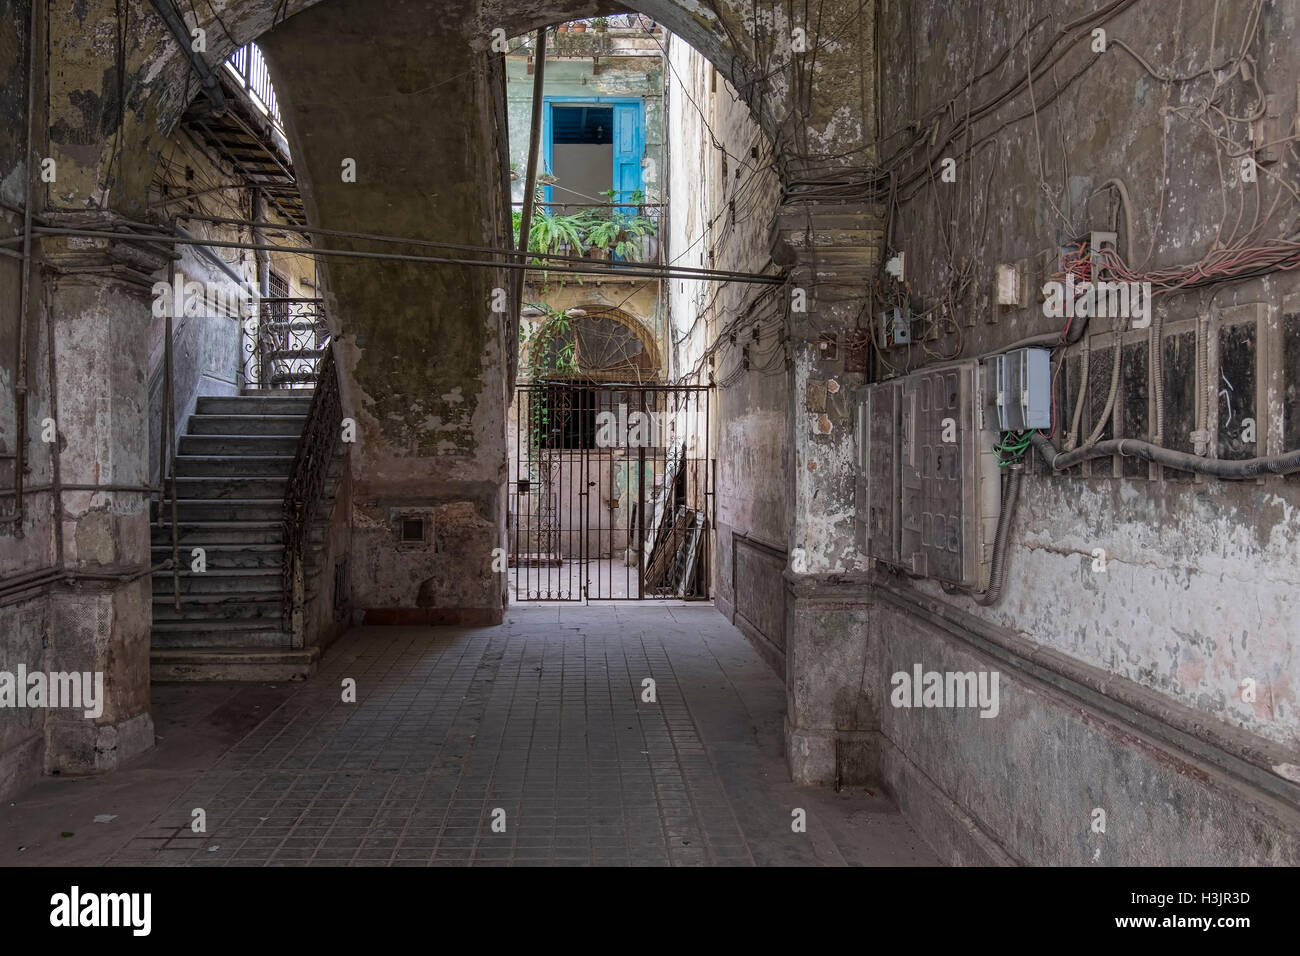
785 719 883 787
783 571 881 786
45 711 155 775
44 582 155 775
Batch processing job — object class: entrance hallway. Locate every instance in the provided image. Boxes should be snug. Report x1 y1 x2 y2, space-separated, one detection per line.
0 605 937 867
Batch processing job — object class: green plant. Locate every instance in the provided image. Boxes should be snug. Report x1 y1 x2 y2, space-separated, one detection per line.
583 217 621 250
529 208 587 258
521 305 576 376
521 306 578 459
575 209 657 261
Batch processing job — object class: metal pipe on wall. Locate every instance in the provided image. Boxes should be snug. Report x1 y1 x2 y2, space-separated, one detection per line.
31 225 783 285
8 0 40 534
165 248 181 610
43 273 64 570
513 27 548 327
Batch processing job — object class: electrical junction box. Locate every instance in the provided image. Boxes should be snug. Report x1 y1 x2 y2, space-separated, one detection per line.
983 347 1051 431
995 261 1027 307
1058 231 1117 279
855 361 1000 589
878 306 911 348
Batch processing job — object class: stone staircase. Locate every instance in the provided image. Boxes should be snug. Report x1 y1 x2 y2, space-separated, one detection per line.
150 390 324 681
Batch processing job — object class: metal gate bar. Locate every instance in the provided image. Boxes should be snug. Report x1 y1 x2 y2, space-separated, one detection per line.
509 382 712 601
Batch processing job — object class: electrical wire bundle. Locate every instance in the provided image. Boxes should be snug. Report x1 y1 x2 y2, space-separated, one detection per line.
993 430 1033 467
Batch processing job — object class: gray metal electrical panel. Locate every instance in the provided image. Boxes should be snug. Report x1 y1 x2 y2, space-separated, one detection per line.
855 360 1000 589
983 347 1051 431
855 381 901 563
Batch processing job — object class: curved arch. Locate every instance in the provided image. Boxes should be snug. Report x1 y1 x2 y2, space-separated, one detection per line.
527 306 663 382
84 0 783 216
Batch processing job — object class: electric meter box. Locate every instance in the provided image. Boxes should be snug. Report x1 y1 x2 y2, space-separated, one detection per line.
983 347 1051 431
854 361 1001 589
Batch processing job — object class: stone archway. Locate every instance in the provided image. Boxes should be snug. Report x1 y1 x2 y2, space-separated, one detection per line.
48 0 875 219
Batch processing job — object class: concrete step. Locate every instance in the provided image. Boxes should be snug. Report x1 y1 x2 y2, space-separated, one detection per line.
152 498 282 522
149 521 326 548
150 620 292 649
188 414 305 436
151 542 284 570
196 395 313 415
151 646 319 681
173 476 287 499
152 592 282 623
242 387 315 397
152 568 281 596
174 455 293 478
148 520 283 546
178 434 300 456
150 543 323 574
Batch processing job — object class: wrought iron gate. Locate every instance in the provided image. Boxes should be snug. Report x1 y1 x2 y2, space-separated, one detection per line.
509 382 712 601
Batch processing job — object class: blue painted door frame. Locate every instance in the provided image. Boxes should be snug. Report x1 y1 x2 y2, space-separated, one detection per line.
542 96 644 208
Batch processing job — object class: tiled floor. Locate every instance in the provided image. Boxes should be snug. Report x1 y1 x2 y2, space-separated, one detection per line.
3 603 938 866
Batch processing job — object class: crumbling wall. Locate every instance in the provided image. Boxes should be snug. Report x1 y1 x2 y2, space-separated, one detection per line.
260 0 511 624
874 0 1300 861
666 35 787 669
0 0 57 800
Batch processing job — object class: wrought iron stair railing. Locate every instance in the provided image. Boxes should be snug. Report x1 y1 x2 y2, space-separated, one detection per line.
248 296 330 389
281 346 342 642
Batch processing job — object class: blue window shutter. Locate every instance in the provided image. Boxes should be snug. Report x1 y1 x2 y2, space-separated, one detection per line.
611 102 643 204
542 101 555 208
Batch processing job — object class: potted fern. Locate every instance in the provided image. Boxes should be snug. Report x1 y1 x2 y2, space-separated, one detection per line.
583 216 620 260
530 208 586 260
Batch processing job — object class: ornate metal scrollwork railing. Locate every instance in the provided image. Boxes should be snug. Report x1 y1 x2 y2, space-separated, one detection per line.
282 346 342 642
247 297 330 389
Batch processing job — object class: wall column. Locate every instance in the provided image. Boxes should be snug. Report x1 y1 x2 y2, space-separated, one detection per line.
776 199 885 785
37 213 165 772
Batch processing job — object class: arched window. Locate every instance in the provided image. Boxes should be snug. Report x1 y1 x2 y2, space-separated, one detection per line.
528 308 660 382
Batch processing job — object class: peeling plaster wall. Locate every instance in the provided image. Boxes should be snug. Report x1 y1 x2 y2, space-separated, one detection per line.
0 0 57 800
666 34 787 666
880 0 1300 749
875 0 1300 859
874 598 1300 865
260 0 511 623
